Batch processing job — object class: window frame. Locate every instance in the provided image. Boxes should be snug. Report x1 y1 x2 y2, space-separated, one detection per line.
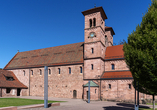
91 64 94 70
58 68 60 74
69 67 71 74
111 64 115 70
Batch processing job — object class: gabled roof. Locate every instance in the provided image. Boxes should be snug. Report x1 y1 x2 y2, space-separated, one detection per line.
0 70 27 88
101 71 132 79
105 45 124 60
84 81 99 87
4 42 84 70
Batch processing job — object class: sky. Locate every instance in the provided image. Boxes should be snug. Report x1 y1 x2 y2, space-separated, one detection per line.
0 0 152 68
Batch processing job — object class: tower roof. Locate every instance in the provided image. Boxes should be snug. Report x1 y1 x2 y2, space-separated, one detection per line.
82 6 107 20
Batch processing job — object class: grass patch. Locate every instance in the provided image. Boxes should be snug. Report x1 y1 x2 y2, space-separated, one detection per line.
0 98 64 107
147 103 157 105
139 108 157 110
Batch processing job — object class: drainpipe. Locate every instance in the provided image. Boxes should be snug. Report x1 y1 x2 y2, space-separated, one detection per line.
1 88 2 97
29 69 30 96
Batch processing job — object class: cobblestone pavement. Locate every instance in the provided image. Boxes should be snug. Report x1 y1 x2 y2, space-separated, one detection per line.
17 96 154 110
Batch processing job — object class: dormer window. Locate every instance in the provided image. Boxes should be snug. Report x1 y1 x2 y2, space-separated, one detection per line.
5 76 14 81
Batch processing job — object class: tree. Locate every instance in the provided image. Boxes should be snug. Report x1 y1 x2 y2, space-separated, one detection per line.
123 0 157 109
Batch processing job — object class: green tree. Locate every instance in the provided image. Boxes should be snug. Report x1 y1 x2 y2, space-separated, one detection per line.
123 0 157 109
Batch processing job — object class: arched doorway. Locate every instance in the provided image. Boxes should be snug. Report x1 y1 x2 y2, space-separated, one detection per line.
73 90 77 98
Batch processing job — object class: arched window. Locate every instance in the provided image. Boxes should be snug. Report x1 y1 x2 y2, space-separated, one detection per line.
69 67 71 74
91 64 93 70
49 69 51 75
80 67 82 73
91 48 94 54
105 35 108 44
39 69 42 75
111 64 115 70
58 68 60 74
109 84 111 89
128 84 131 89
95 89 97 93
93 18 96 27
89 19 92 28
31 70 33 75
23 70 25 76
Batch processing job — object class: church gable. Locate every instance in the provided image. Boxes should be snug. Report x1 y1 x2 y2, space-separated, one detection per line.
4 42 84 69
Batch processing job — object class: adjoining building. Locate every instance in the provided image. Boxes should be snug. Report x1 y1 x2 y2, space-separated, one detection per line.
0 70 27 97
3 7 152 102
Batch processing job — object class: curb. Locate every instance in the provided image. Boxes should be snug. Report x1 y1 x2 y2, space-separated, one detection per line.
0 103 60 110
17 103 60 109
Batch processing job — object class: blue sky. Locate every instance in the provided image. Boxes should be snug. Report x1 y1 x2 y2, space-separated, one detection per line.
0 0 152 68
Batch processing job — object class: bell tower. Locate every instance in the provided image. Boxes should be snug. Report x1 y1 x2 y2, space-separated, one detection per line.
82 7 108 79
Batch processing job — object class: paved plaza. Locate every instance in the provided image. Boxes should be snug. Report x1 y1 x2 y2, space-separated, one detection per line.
16 96 154 110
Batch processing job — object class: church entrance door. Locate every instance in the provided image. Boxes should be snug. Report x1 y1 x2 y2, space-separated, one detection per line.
73 90 77 98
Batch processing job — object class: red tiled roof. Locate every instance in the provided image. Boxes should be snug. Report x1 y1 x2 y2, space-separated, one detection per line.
105 45 124 60
0 70 27 88
101 71 132 79
4 42 84 69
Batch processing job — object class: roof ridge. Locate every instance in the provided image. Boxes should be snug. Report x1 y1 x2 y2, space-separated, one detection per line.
18 42 84 53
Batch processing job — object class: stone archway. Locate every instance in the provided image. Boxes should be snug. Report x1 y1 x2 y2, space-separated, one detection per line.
73 90 77 98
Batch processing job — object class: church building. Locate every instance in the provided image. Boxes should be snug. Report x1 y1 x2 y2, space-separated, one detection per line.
3 7 148 102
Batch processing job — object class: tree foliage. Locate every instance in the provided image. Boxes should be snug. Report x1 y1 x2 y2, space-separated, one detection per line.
123 0 157 94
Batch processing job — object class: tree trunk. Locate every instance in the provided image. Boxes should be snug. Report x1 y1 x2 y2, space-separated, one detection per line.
153 94 155 110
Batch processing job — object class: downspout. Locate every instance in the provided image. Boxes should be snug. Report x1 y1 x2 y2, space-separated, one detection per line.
100 79 101 100
1 88 2 97
29 69 30 96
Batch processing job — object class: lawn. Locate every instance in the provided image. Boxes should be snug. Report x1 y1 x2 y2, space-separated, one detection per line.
139 108 157 110
0 98 64 107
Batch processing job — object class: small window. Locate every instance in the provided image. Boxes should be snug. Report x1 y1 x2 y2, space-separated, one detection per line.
58 68 60 74
91 48 94 54
39 69 42 75
109 84 111 89
93 18 96 27
95 89 96 93
91 64 93 70
23 70 25 76
111 64 115 70
129 84 131 89
105 35 108 44
49 69 51 75
80 67 82 73
6 88 11 93
69 67 71 74
89 19 92 28
31 70 33 75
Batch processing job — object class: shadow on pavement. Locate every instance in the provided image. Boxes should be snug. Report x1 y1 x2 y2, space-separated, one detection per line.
117 103 150 109
103 106 134 110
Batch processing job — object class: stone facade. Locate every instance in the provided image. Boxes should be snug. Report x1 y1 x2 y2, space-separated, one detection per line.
3 7 155 103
